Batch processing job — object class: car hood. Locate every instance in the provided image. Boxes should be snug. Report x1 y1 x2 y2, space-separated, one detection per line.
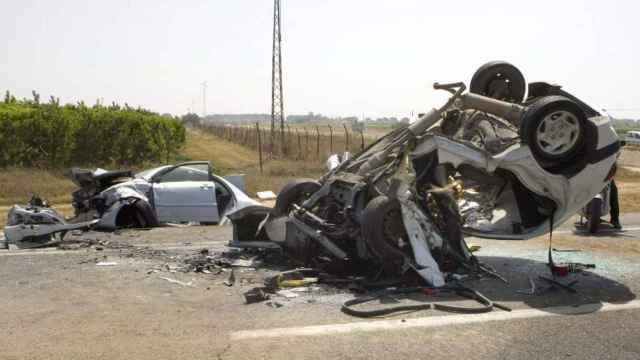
69 168 134 191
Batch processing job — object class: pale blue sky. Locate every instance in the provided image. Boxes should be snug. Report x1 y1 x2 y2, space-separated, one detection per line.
1 0 639 118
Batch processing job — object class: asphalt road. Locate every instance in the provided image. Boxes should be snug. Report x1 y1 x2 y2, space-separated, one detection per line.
1 215 640 359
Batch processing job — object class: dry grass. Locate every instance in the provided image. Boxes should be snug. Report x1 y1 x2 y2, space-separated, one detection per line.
182 129 326 194
181 129 258 172
0 168 76 207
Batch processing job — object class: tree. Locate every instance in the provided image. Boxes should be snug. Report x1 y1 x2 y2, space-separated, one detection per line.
181 112 201 128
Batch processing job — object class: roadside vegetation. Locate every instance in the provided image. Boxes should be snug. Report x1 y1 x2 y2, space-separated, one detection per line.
0 91 185 168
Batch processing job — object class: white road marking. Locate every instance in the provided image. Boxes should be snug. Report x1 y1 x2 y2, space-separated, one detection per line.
230 300 640 340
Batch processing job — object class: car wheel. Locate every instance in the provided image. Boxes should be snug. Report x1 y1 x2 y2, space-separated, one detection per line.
116 200 158 228
520 95 586 163
470 61 526 103
588 198 602 234
273 179 321 216
360 196 409 270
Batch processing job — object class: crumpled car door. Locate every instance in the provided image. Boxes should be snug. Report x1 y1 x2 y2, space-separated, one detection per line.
153 181 219 223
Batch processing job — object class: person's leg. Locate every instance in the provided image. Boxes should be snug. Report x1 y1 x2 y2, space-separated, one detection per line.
610 180 621 228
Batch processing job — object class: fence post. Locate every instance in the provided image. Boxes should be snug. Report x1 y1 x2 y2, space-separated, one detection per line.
343 123 349 153
315 126 320 159
287 125 293 157
270 122 275 158
360 130 365 150
296 128 302 160
328 124 333 154
256 122 263 174
304 128 309 160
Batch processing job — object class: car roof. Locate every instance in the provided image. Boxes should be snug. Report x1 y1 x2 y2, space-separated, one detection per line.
136 165 171 181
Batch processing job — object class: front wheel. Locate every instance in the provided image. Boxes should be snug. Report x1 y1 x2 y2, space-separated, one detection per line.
360 196 409 270
273 179 321 216
588 198 602 234
520 96 587 164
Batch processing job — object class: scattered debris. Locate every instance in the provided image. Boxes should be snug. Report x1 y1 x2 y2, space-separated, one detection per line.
243 288 270 304
516 277 537 295
276 289 299 298
264 269 320 290
257 191 277 200
231 257 262 268
224 269 236 287
159 276 194 287
95 261 118 266
467 244 481 253
265 300 283 308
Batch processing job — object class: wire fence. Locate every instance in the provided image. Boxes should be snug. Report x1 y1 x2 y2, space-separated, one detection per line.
199 123 372 173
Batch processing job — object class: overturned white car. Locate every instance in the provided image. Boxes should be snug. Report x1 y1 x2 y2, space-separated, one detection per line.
4 161 259 247
230 62 621 286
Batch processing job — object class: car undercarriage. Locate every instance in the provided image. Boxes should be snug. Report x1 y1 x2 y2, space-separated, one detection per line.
229 61 620 286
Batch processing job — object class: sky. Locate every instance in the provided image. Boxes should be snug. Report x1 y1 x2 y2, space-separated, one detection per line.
1 0 639 119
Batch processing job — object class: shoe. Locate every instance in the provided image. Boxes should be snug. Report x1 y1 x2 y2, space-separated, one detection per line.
612 220 622 230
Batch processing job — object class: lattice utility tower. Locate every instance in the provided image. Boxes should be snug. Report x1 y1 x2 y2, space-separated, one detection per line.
271 0 285 154
201 81 208 118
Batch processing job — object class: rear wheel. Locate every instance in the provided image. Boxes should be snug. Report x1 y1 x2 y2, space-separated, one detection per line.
470 61 526 103
588 198 602 234
273 179 321 216
360 196 409 270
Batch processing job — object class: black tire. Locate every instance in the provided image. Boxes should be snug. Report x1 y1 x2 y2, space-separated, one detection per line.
470 61 526 103
588 198 602 234
116 200 159 228
520 95 587 163
273 179 321 216
360 196 408 269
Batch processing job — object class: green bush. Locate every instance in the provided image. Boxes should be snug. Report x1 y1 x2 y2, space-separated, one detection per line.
0 92 185 168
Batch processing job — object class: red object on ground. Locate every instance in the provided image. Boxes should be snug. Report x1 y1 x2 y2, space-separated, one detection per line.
551 263 569 277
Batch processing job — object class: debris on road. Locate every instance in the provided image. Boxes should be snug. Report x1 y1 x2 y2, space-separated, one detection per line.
276 289 299 298
264 269 320 289
95 261 118 266
257 191 277 200
243 287 270 304
516 277 537 295
224 269 236 287
159 276 194 287
231 257 262 268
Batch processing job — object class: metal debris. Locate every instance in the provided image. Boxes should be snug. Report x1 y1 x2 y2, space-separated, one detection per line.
224 269 236 287
159 276 194 287
95 261 118 266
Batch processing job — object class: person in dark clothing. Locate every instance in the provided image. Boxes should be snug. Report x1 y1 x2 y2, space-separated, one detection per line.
610 179 621 229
